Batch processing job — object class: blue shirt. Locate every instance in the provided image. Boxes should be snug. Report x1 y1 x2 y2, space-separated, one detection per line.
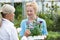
20 17 48 37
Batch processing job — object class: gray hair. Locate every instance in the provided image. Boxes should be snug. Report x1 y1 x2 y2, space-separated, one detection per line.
1 4 15 14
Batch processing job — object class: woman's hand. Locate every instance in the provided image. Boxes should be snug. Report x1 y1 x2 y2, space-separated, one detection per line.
24 29 31 37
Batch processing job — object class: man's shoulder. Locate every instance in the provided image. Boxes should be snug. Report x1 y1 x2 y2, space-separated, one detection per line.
3 20 14 25
2 19 14 29
2 20 16 32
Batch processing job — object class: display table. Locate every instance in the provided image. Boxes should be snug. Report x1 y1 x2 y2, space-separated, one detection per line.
28 35 46 40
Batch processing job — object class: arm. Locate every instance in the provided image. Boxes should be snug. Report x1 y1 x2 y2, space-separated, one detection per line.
11 26 19 40
42 20 48 38
20 20 26 37
20 20 31 37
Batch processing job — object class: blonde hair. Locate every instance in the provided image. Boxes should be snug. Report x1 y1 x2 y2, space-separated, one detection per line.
26 2 38 13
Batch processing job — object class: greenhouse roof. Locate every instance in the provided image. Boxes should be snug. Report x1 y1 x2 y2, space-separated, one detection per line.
0 0 60 3
0 0 35 3
0 0 21 3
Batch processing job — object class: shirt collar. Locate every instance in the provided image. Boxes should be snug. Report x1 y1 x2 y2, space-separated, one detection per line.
2 18 14 25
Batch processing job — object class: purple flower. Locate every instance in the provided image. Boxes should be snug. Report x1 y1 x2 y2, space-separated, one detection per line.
26 21 29 25
39 21 43 23
29 26 34 29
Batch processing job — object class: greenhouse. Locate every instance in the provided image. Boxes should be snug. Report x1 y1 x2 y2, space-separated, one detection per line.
0 0 60 40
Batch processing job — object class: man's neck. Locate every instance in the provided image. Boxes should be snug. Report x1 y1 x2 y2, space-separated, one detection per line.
3 18 11 22
0 23 2 27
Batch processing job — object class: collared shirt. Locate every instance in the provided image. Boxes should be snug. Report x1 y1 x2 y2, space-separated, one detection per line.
0 18 19 40
20 17 48 37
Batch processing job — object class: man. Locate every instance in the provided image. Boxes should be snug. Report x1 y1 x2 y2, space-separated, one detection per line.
0 13 2 27
0 4 19 40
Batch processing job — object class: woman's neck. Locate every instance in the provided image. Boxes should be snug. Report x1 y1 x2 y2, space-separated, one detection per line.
28 15 37 22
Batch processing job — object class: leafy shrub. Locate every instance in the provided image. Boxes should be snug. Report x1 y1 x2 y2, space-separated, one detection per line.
38 13 54 31
14 3 22 28
46 31 60 40
38 13 60 31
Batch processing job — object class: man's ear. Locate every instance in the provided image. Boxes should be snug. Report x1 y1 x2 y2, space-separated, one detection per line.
5 14 8 17
0 22 2 27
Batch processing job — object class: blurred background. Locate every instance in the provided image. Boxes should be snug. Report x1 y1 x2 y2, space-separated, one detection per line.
0 0 60 40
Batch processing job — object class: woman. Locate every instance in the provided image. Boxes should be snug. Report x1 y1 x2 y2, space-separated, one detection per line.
20 2 48 40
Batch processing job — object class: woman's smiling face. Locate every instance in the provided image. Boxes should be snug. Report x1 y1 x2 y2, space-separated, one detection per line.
26 6 35 18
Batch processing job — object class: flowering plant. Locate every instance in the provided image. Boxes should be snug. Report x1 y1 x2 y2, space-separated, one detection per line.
26 19 43 36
